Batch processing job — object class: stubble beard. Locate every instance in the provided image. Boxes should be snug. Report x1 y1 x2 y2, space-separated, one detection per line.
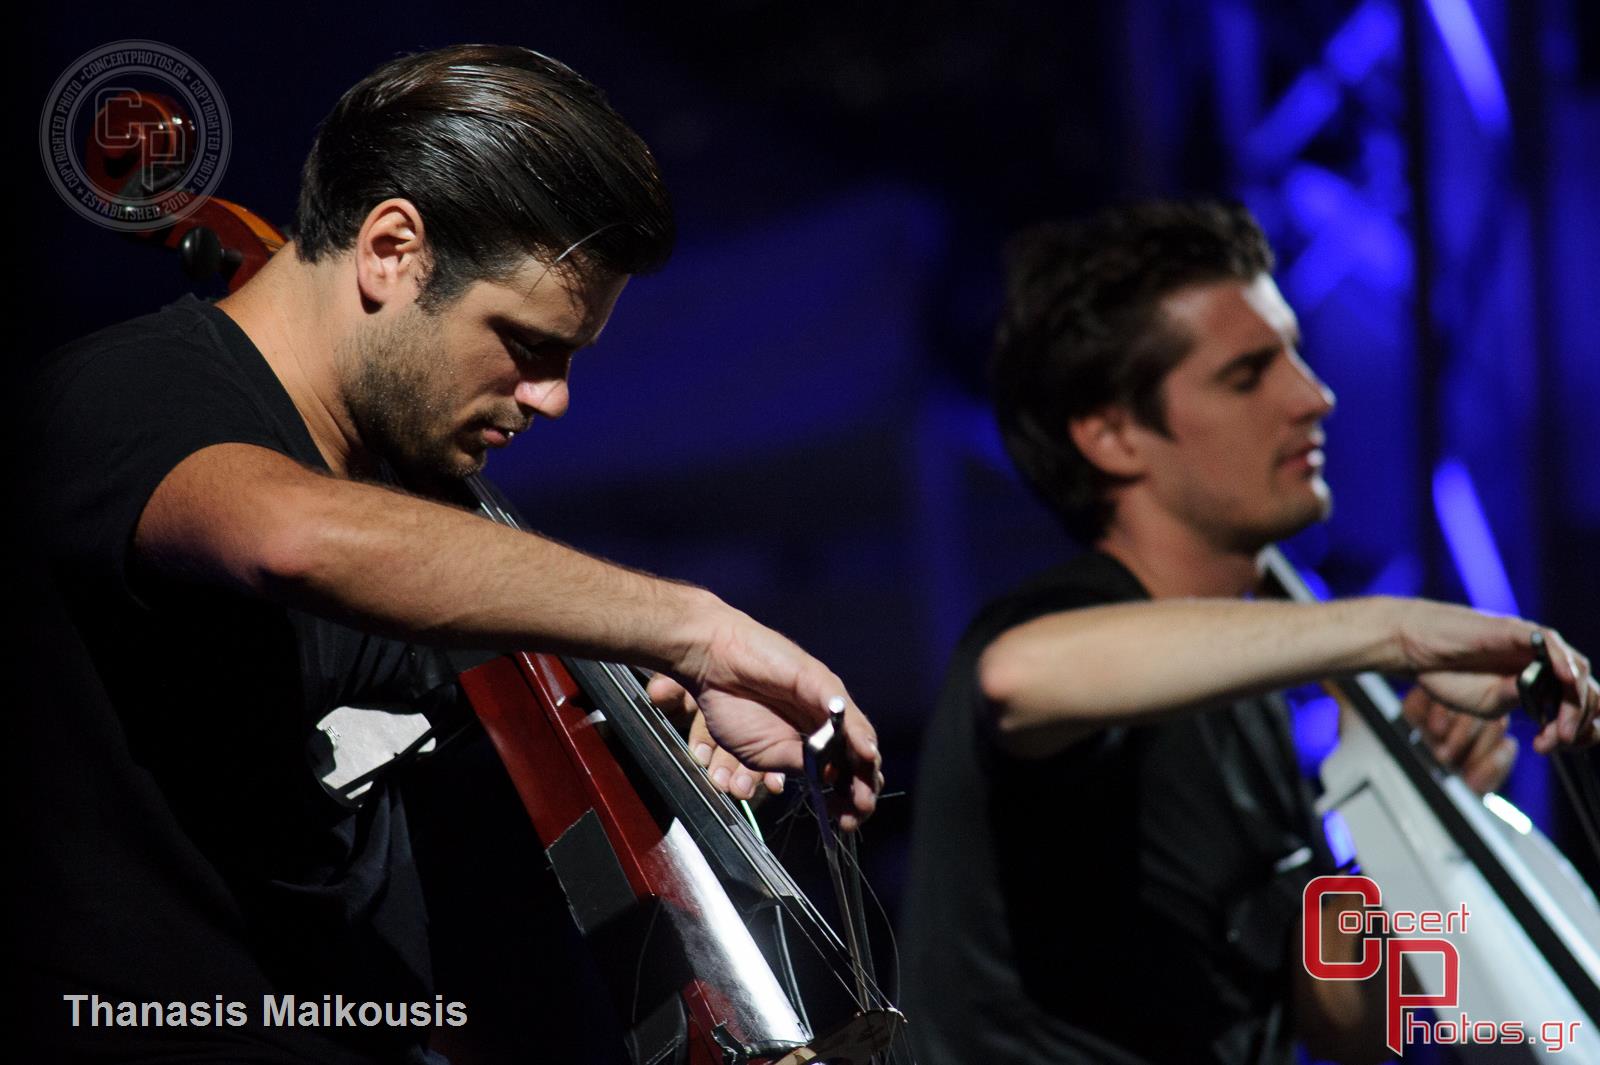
336 311 481 482
1244 475 1334 552
1192 472 1333 556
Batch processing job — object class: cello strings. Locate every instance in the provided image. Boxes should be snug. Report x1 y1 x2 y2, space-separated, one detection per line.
594 665 894 1043
597 656 887 979
464 480 902 1046
605 664 901 1014
603 661 822 906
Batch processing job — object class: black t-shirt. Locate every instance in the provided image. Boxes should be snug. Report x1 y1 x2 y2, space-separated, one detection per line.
900 552 1333 1065
15 296 465 1063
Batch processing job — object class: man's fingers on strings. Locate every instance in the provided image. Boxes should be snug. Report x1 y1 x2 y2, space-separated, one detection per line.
646 672 697 727
1461 713 1508 773
687 710 715 768
650 676 764 775
707 745 758 800
1432 712 1481 765
1426 699 1452 740
1461 730 1516 796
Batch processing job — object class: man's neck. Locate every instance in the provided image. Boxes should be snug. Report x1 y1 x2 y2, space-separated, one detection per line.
215 243 363 477
1095 513 1265 600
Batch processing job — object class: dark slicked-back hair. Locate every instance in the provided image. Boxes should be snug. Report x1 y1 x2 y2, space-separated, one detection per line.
294 44 674 309
991 200 1274 543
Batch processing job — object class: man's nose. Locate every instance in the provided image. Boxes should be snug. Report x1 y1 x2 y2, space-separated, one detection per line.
1289 355 1336 420
515 376 570 420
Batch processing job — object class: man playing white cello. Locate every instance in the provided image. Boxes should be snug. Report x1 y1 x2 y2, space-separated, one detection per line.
901 199 1597 1065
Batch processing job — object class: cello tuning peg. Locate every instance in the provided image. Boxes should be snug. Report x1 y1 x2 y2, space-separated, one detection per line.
177 225 246 283
178 225 224 280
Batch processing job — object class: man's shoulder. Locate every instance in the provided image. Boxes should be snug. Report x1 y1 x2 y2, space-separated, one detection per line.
45 294 220 360
1005 550 1146 604
962 551 1148 652
32 296 243 410
22 294 311 569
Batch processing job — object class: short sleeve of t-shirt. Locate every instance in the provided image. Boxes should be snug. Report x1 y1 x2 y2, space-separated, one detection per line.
28 295 316 596
959 551 1148 767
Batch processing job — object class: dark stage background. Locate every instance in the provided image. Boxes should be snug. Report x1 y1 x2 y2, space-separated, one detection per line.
21 2 1600 1062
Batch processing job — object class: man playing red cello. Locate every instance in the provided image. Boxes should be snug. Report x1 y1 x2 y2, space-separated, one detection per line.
19 44 882 1065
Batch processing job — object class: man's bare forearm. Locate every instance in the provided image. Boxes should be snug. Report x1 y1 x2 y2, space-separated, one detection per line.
269 476 715 670
135 443 717 673
978 595 1537 752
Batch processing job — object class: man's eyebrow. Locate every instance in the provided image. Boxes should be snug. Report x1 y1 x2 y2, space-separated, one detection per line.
1213 326 1304 381
1214 344 1279 380
502 320 591 350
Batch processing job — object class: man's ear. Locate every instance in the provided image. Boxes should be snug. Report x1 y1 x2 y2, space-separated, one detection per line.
353 198 427 309
1068 406 1147 479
